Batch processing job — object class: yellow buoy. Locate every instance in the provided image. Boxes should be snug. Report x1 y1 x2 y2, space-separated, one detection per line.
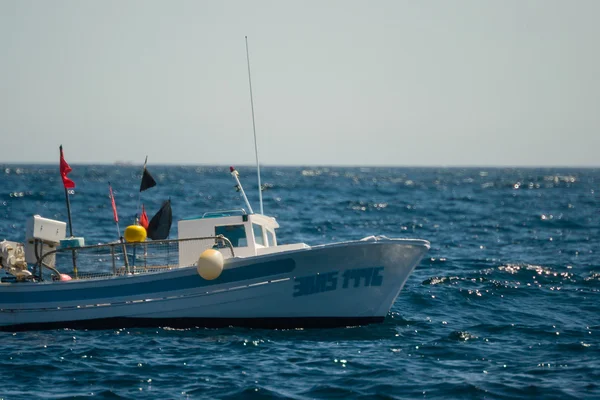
124 224 147 243
197 249 224 280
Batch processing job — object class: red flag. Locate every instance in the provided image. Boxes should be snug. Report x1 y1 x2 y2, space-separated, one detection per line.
59 145 75 189
109 184 118 223
140 204 149 229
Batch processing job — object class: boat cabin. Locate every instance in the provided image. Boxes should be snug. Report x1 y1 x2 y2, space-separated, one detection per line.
178 210 308 264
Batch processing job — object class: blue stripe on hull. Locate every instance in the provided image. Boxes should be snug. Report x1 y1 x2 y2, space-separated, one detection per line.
0 258 296 304
0 316 385 332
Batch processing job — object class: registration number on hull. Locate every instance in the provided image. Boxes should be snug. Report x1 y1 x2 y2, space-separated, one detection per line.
293 267 384 297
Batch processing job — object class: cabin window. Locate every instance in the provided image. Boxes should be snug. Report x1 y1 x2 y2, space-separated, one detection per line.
253 223 265 246
266 229 276 246
215 225 247 247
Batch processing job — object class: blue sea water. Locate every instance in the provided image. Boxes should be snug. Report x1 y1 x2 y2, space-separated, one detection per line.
0 165 598 399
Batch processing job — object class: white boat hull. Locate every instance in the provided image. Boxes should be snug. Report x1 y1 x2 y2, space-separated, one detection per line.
0 239 429 330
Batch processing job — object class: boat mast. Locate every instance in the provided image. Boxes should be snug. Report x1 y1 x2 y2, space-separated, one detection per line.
245 36 264 215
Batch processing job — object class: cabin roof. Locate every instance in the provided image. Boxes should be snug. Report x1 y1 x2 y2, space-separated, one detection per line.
179 210 279 230
180 209 247 221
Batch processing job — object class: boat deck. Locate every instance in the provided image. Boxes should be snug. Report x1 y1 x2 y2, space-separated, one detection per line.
31 236 234 282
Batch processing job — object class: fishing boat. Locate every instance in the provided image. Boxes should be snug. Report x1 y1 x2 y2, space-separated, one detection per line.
0 198 429 331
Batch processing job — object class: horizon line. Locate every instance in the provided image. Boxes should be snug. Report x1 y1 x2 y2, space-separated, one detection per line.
1 162 599 169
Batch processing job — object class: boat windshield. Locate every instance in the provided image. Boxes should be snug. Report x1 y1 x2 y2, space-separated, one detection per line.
266 229 275 246
253 223 264 246
215 225 247 247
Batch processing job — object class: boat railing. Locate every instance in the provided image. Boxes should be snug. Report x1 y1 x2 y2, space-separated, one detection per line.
34 236 235 281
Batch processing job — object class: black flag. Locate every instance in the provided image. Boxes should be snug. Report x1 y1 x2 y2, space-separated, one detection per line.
140 156 157 192
147 199 172 240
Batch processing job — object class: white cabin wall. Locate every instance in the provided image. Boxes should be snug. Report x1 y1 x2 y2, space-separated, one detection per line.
177 213 283 263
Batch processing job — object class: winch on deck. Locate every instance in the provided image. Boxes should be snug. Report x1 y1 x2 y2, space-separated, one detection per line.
0 240 29 280
0 215 85 282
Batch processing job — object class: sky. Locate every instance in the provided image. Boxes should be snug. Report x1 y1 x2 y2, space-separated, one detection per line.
1 0 599 166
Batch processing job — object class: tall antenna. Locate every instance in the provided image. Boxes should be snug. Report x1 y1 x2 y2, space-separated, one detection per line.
245 36 264 215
